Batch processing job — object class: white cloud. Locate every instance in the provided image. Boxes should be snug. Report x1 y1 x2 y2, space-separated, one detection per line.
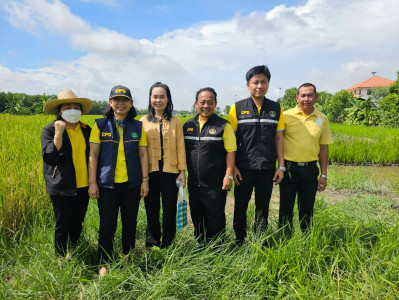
1 0 398 109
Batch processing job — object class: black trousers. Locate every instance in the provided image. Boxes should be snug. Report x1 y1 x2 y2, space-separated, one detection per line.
144 171 178 248
188 184 227 244
233 169 274 243
50 187 89 255
279 163 319 232
98 183 141 263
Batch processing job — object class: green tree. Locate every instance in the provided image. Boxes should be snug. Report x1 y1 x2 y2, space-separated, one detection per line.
377 70 399 127
324 90 353 123
224 105 231 115
89 100 109 115
31 93 47 114
378 94 399 127
315 91 333 114
3 94 30 115
345 97 379 126
277 88 297 110
371 86 389 101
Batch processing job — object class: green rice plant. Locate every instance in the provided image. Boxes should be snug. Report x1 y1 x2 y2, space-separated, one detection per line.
329 123 399 165
1 192 398 299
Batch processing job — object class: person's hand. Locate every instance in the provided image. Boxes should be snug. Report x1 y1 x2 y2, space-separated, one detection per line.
177 171 186 188
233 166 242 185
54 120 66 137
273 169 284 185
318 176 327 192
222 176 233 190
89 183 99 199
141 179 149 198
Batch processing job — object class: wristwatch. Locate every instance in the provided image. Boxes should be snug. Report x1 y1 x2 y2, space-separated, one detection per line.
225 175 233 180
278 166 286 172
321 174 328 179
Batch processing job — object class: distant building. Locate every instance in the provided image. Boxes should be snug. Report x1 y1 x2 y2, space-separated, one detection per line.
346 76 394 97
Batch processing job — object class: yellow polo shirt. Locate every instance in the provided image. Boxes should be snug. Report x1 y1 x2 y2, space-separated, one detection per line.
283 106 333 162
227 103 285 131
89 121 147 183
66 123 88 188
198 119 237 152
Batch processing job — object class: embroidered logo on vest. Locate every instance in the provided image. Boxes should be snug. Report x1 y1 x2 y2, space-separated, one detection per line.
102 132 111 137
209 128 217 135
186 128 194 132
269 111 276 118
131 131 138 139
240 111 250 115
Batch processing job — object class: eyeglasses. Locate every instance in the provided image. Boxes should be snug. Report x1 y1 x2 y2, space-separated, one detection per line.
111 97 131 103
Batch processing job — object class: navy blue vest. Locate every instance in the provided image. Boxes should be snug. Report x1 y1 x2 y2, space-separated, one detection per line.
95 117 143 189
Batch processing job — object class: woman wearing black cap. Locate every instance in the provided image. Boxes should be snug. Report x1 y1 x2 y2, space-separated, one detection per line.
140 82 186 248
41 90 92 257
88 85 148 276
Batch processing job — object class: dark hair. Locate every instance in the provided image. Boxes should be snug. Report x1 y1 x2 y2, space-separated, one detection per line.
147 82 174 122
103 103 137 120
55 103 82 120
245 65 271 83
195 87 217 102
297 83 317 95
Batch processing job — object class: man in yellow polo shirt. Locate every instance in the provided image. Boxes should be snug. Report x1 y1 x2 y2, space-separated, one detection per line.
279 83 333 234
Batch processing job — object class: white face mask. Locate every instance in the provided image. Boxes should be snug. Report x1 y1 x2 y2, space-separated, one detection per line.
61 109 82 123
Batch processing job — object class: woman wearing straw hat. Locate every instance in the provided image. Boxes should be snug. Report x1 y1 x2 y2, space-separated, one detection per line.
41 90 92 257
88 85 149 277
140 82 186 249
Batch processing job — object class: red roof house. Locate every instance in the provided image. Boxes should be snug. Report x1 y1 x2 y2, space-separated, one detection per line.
346 76 394 97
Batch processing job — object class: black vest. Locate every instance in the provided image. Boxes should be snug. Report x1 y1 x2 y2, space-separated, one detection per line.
183 114 227 187
235 97 281 170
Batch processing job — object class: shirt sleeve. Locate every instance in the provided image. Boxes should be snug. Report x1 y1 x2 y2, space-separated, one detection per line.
223 123 237 152
89 122 101 144
138 125 147 146
276 107 285 131
319 116 333 145
227 104 238 131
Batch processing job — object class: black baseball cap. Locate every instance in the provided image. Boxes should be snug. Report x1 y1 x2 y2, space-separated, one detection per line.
109 85 132 100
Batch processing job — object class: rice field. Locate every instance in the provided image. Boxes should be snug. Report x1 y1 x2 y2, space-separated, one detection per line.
329 123 399 165
1 114 398 299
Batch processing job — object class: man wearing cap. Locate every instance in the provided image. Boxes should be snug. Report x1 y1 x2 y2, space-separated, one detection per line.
41 90 92 257
279 83 332 234
228 65 285 245
183 87 236 244
89 85 148 276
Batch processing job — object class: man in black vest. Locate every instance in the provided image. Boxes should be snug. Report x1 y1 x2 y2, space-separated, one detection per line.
184 87 237 244
227 65 285 245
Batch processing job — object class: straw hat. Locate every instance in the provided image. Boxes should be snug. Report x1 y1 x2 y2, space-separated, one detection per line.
43 90 92 115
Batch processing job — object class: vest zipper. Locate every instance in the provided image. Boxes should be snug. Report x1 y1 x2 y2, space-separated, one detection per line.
52 166 58 179
196 121 201 186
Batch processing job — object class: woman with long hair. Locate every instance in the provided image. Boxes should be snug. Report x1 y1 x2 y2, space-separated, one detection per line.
41 90 92 257
140 82 186 248
88 85 149 276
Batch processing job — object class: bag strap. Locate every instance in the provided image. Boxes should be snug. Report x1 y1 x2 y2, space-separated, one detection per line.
178 186 185 202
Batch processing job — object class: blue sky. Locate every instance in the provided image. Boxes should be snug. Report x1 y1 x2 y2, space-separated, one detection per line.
0 0 398 110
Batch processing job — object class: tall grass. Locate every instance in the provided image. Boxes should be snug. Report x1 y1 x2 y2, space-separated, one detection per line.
1 114 399 298
1 192 398 298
